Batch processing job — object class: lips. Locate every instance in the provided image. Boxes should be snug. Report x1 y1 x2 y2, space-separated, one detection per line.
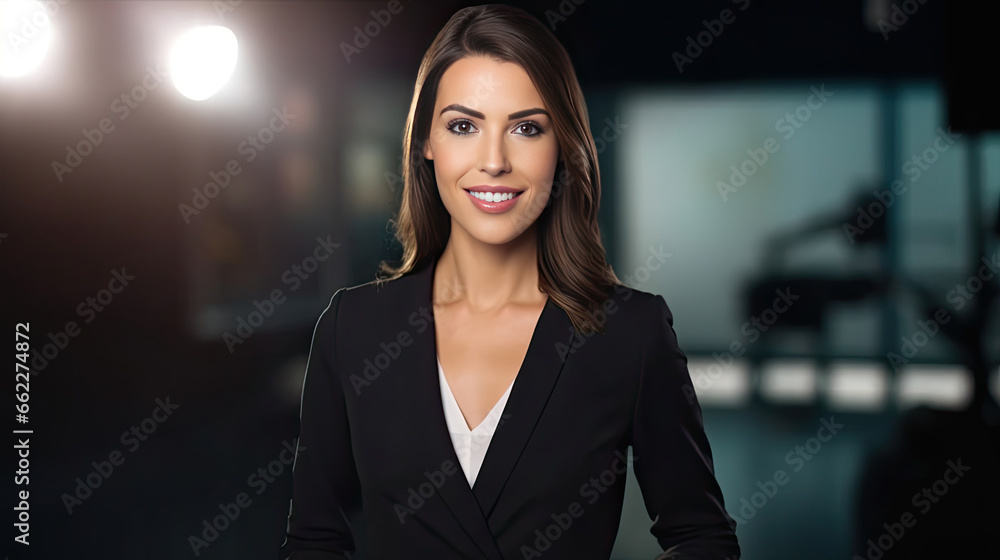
465 185 522 193
463 188 524 214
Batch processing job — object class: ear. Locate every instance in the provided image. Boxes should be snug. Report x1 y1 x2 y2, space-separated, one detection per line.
423 140 434 161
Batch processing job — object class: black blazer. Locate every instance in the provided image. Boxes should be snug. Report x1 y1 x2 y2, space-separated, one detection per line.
279 254 741 559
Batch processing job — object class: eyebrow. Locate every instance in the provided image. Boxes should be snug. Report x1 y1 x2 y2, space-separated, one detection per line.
439 104 550 120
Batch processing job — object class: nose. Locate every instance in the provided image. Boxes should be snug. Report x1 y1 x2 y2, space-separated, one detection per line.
479 130 511 176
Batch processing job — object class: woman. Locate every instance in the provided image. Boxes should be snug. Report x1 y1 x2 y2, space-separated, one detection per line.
280 4 740 559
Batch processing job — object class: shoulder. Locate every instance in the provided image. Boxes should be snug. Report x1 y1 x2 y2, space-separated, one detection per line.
605 283 673 326
598 284 682 358
318 267 425 325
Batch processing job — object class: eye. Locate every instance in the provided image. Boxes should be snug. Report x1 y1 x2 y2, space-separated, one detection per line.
446 118 477 136
514 121 543 137
445 118 545 137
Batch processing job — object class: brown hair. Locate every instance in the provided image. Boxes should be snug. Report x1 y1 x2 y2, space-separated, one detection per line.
376 3 621 336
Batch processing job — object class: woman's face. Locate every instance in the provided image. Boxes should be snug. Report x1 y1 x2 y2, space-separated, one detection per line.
423 56 559 245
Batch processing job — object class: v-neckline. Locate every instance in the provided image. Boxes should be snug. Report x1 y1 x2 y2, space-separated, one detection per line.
437 355 516 432
406 252 577 553
427 256 551 446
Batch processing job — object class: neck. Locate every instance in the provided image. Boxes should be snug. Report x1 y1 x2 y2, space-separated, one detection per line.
433 220 546 312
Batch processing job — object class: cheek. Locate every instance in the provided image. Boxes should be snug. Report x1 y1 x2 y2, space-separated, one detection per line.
525 144 559 196
430 147 466 188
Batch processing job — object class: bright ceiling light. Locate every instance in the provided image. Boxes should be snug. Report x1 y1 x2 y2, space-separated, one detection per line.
168 25 238 101
0 1 54 78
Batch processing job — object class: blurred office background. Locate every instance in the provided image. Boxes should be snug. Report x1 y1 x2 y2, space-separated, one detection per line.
1 0 998 558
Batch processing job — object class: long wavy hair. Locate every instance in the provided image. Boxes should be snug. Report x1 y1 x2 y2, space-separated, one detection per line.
376 3 620 336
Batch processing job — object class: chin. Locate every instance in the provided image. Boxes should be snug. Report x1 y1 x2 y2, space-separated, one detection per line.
455 215 535 246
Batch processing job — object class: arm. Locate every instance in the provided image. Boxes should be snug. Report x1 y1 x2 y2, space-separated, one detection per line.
279 289 362 560
630 295 741 560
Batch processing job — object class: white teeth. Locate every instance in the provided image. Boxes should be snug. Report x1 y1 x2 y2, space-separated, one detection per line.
472 191 516 202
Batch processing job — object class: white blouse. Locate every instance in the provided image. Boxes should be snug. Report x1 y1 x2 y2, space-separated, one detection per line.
436 355 515 488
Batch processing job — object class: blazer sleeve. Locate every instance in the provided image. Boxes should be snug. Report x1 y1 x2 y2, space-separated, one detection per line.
279 289 362 560
629 295 741 560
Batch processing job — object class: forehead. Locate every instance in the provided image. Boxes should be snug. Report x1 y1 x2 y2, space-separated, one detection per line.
435 56 545 111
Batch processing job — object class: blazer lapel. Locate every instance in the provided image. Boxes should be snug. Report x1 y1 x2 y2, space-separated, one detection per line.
406 253 573 557
470 296 571 517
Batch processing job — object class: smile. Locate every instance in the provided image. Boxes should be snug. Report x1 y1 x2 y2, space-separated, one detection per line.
463 189 524 214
